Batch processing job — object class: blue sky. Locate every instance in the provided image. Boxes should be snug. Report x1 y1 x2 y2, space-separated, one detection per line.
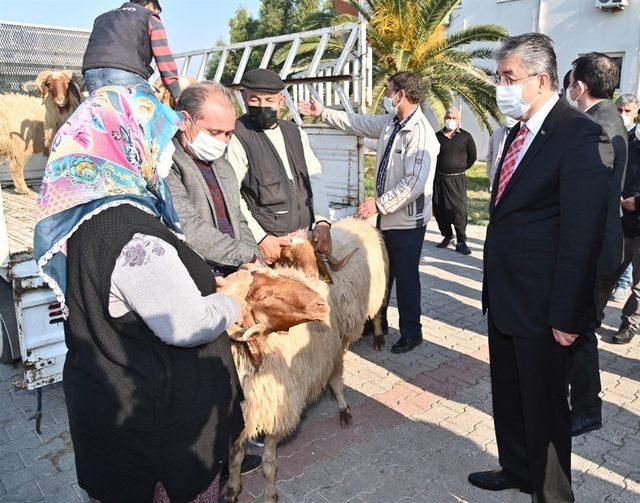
1 1 261 53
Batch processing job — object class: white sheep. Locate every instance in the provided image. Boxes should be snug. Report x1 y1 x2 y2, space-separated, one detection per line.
0 93 46 194
220 217 389 503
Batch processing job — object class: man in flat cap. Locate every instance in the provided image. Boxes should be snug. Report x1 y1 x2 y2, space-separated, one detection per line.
226 69 331 263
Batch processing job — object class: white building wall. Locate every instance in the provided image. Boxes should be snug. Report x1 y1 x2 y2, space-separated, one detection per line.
446 0 640 161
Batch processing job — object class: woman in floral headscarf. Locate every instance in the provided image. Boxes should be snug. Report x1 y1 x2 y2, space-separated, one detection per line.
34 86 246 503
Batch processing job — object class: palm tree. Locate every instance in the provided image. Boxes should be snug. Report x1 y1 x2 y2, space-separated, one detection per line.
282 0 508 131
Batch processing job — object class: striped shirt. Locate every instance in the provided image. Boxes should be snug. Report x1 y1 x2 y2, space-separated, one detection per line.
375 108 418 197
148 15 181 99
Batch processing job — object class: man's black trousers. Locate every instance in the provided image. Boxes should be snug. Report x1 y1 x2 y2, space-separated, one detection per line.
432 172 468 243
488 314 574 503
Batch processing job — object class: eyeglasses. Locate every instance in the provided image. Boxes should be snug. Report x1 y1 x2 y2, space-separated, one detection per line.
492 74 539 86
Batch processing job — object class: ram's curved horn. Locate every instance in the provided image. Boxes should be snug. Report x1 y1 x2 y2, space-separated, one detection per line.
325 248 359 272
314 250 334 284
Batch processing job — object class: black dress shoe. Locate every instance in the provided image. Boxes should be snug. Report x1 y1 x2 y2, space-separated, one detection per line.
437 237 452 248
468 469 532 494
571 413 602 437
220 453 262 481
390 336 422 354
612 325 636 344
455 243 472 255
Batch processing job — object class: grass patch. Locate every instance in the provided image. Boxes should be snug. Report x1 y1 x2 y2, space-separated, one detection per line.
363 154 490 225
467 162 490 226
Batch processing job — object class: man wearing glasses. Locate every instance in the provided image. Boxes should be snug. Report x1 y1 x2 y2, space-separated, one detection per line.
469 34 612 502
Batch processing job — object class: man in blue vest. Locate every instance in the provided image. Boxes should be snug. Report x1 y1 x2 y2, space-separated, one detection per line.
82 1 181 101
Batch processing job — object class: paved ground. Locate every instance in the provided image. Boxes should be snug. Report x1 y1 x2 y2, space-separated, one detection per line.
1 222 639 502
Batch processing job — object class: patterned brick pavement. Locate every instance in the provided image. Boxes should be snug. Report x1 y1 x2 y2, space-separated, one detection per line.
1 222 639 502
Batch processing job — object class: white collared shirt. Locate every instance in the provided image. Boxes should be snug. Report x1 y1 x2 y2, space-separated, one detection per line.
515 93 559 167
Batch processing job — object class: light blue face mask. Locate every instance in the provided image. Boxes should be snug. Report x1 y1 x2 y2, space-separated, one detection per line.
383 90 401 115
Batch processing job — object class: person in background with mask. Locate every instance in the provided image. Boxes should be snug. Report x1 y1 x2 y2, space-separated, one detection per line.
226 69 331 264
165 81 261 276
611 94 640 302
486 116 518 188
298 71 440 354
469 33 611 501
613 93 640 344
566 53 627 437
432 107 477 255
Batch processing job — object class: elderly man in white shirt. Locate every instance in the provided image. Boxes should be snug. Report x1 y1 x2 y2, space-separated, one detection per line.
226 69 331 264
299 71 440 354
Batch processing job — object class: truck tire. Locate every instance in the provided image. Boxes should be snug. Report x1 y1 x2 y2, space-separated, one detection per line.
0 278 19 363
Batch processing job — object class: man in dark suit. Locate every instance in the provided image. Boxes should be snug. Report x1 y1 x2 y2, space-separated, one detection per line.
468 34 612 502
566 53 628 437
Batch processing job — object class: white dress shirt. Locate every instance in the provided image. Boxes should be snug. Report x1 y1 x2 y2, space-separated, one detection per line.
515 93 559 167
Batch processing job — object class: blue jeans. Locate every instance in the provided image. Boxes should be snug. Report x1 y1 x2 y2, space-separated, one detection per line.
83 68 154 95
616 263 633 290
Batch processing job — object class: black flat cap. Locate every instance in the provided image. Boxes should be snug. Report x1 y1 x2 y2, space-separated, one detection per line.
240 69 285 92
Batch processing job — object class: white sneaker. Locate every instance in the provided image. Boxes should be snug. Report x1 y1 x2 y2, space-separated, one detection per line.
611 287 629 303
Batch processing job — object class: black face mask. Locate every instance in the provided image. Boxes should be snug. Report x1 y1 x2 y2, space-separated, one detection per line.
248 105 278 129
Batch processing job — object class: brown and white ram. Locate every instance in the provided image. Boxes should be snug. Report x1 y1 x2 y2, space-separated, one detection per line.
218 217 388 503
32 70 84 155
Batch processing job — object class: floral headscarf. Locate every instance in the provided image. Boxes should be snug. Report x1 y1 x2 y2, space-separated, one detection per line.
34 85 184 316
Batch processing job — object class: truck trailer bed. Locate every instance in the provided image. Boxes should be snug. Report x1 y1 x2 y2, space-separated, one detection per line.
3 185 38 256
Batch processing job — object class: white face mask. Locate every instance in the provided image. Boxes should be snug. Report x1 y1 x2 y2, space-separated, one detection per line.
621 113 634 128
186 116 228 162
156 141 176 179
383 91 401 115
444 119 458 131
567 81 584 110
505 116 519 128
495 78 538 120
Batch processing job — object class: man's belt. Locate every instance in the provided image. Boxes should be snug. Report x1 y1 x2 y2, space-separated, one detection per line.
436 171 466 177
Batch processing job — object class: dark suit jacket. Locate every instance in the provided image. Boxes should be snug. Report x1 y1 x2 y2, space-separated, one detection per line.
586 100 627 278
621 125 640 237
483 98 613 338
165 139 259 268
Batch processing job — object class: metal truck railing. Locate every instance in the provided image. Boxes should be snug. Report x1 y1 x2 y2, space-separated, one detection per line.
0 21 90 94
172 22 373 123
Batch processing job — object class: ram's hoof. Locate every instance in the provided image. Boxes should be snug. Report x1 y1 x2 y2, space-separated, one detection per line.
339 406 352 428
373 336 385 351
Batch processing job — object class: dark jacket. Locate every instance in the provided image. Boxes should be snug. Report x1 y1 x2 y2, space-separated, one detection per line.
483 98 612 338
165 139 259 268
64 205 244 503
82 2 154 79
622 125 640 237
585 99 628 278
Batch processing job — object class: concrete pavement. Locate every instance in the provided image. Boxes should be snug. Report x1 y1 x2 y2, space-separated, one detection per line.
1 222 638 502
